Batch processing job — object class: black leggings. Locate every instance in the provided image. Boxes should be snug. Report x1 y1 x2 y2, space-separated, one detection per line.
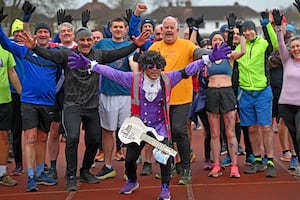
279 104 300 161
198 110 211 160
125 139 171 185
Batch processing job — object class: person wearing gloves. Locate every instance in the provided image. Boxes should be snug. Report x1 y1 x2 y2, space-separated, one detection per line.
272 6 300 177
17 26 149 191
67 44 231 200
0 5 59 192
237 12 278 178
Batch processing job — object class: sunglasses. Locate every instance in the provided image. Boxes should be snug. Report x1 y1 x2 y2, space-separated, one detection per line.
146 64 163 69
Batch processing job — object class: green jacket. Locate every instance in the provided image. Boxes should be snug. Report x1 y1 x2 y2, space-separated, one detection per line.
236 23 278 91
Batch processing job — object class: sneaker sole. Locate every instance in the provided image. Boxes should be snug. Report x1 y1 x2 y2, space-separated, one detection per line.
36 181 57 186
95 158 104 162
288 166 297 170
67 186 78 191
120 183 139 194
208 171 223 178
158 197 171 200
178 179 192 185
229 173 241 178
280 157 292 162
96 171 116 180
79 178 99 184
115 157 125 161
26 187 39 192
0 181 17 186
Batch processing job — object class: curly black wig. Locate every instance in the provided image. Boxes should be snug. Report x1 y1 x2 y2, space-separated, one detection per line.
135 51 166 71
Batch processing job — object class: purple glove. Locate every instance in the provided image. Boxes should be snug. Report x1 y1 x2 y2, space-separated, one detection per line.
208 43 231 62
68 52 90 70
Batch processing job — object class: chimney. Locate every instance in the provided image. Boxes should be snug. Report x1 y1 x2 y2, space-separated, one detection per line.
185 0 191 7
93 0 97 4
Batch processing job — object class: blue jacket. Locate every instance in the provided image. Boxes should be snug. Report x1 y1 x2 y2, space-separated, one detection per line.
128 14 154 51
0 26 60 106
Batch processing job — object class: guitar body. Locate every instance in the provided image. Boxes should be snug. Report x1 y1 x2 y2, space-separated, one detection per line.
118 116 177 157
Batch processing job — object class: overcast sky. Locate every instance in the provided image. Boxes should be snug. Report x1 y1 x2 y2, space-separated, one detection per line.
75 0 296 12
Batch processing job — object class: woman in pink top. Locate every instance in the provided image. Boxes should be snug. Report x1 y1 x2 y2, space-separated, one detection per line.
272 8 300 176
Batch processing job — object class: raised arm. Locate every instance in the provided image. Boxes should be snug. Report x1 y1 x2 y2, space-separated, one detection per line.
22 0 36 37
128 3 147 38
272 9 290 63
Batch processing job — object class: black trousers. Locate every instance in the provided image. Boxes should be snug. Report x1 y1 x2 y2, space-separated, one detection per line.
62 106 101 177
11 93 23 168
125 139 171 185
170 103 191 170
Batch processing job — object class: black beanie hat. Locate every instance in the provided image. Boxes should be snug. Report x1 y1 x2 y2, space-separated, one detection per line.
34 22 51 35
140 17 155 31
242 20 256 32
209 31 225 44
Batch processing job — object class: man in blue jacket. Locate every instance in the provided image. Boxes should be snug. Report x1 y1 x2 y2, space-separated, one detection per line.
0 9 58 191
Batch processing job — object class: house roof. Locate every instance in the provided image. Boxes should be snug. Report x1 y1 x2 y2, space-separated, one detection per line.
66 1 112 20
149 4 260 23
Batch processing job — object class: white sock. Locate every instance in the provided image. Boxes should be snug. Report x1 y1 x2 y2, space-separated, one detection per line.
105 164 112 169
0 165 7 176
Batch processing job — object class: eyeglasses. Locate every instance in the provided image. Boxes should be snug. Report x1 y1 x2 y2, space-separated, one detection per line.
146 64 163 69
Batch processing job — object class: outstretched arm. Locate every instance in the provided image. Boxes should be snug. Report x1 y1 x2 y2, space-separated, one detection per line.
67 52 132 88
185 43 232 76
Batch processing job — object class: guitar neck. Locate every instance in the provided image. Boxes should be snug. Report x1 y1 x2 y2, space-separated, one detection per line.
140 133 177 157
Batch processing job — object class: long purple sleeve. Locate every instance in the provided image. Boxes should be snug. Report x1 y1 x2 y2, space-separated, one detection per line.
91 58 206 89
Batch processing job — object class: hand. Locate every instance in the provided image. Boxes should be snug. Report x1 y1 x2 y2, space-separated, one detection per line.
208 43 231 62
235 20 243 35
102 21 112 38
131 31 150 47
260 11 269 26
272 9 283 26
293 0 300 13
16 31 36 49
22 0 36 22
63 14 73 24
82 10 90 27
0 7 8 23
123 9 133 24
194 16 204 28
57 9 65 25
186 17 195 28
135 3 147 16
227 13 237 30
68 52 90 70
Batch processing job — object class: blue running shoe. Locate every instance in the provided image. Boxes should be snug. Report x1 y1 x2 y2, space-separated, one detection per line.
289 157 298 170
262 156 268 168
221 154 231 167
35 172 57 186
246 154 255 166
26 176 38 192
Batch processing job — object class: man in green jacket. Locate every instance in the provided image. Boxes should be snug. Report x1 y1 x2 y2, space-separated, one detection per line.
235 15 278 178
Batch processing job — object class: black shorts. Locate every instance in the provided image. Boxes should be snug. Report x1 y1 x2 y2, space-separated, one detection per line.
0 102 13 130
205 87 237 113
21 102 55 133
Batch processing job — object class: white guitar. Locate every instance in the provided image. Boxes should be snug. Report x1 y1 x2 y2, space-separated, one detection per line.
118 116 177 157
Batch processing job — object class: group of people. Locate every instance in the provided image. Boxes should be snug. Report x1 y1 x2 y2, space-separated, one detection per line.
1 1 300 200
